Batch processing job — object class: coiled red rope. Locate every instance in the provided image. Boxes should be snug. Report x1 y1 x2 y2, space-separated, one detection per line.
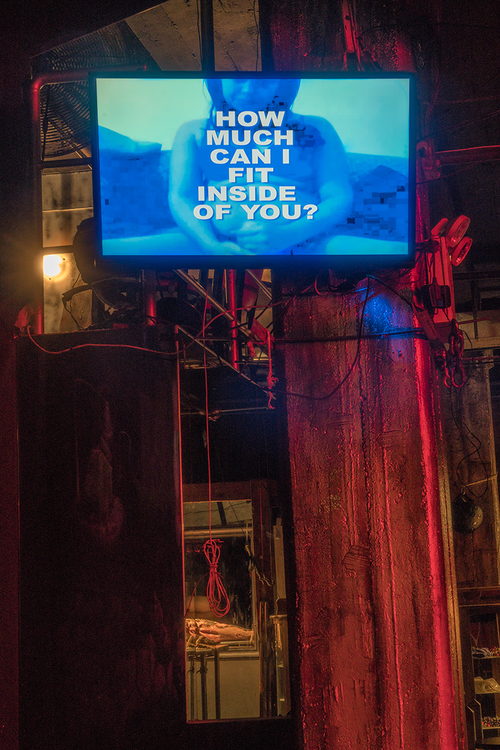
203 538 231 618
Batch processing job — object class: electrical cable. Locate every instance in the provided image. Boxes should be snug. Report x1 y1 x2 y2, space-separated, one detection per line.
449 386 490 500
274 277 372 402
423 106 500 141
417 162 483 187
201 274 419 404
446 320 466 387
33 273 409 406
463 328 475 351
265 276 320 336
63 299 83 331
367 274 415 310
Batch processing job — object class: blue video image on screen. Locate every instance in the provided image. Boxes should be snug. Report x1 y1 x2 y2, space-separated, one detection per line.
95 76 411 259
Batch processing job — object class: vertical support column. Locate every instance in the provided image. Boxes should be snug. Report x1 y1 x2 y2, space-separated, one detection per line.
141 269 156 324
199 652 209 719
275 278 459 750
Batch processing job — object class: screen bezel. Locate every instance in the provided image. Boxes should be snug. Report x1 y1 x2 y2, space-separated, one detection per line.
89 70 417 272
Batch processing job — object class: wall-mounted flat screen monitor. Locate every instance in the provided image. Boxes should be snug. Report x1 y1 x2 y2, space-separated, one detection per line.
90 72 416 270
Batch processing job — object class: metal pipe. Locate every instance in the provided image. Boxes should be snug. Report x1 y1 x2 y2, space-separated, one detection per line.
177 325 270 399
174 269 234 320
437 144 500 166
174 269 251 339
188 654 196 720
141 270 156 324
199 0 215 72
227 269 239 371
246 270 272 300
184 526 252 539
214 648 221 719
199 652 208 719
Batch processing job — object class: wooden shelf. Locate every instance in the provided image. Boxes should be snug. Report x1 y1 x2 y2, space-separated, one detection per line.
475 657 500 661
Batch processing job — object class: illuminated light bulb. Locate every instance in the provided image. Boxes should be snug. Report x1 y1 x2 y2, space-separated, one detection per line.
43 254 66 279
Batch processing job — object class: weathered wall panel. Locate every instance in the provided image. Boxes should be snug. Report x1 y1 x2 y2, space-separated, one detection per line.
440 360 500 587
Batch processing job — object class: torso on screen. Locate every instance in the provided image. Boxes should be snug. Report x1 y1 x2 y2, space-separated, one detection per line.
194 115 323 236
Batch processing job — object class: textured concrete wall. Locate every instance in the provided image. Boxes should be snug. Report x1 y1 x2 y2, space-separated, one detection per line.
276 277 459 749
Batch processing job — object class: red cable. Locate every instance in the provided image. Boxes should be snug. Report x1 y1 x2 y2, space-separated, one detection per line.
202 299 231 619
26 326 171 356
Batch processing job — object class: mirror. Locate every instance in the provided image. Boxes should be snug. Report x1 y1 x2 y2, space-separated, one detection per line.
182 482 290 720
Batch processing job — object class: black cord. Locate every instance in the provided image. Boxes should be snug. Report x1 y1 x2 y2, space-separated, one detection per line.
463 328 475 350
268 274 322 335
449 387 490 499
63 299 83 331
367 274 414 311
275 277 371 402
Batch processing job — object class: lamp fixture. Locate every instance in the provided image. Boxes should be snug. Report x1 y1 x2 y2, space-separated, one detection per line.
444 215 471 249
43 253 67 280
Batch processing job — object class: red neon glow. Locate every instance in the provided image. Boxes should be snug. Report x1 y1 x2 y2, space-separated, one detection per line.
414 339 462 748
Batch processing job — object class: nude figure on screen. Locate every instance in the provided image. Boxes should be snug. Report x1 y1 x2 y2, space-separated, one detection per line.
101 79 353 257
168 78 353 256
